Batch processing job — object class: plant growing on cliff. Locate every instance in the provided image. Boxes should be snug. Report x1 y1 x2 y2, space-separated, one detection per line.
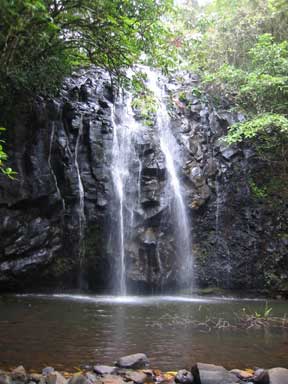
0 128 16 179
131 90 157 126
225 114 288 145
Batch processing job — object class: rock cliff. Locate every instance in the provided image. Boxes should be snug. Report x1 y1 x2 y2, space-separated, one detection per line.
0 67 287 295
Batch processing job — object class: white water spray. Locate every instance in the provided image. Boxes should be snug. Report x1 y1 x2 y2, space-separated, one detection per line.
48 122 65 212
75 115 86 288
146 69 193 289
110 94 143 295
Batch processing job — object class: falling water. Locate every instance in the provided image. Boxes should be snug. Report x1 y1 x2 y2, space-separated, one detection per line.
74 115 86 289
110 68 193 293
215 177 221 243
48 122 65 212
146 70 193 289
110 93 143 295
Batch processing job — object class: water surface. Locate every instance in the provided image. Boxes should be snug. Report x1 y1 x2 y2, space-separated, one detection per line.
0 294 287 371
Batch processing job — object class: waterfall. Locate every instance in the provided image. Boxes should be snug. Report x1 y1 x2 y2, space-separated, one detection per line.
145 69 193 290
75 115 86 289
110 93 143 295
48 122 65 212
110 68 193 294
215 177 221 243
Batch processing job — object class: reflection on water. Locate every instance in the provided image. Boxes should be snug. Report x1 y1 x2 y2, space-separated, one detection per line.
0 294 287 371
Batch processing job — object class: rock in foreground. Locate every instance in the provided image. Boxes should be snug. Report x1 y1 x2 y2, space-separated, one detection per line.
115 353 149 369
269 367 288 384
175 369 193 384
93 366 117 376
191 363 239 384
1 355 288 384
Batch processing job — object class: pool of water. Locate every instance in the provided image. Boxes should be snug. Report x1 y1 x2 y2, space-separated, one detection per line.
0 294 288 371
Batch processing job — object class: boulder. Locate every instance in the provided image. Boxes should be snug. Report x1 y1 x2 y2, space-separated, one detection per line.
269 368 288 384
68 375 87 384
175 369 193 384
190 167 205 187
219 145 238 160
29 375 44 384
85 374 97 384
11 367 27 383
93 367 117 376
100 376 124 384
46 372 67 384
42 369 55 377
115 353 149 369
124 372 147 384
191 363 239 384
0 373 11 384
254 369 269 384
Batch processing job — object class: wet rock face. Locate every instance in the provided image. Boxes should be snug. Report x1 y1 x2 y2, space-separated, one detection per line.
0 67 114 291
166 73 288 294
0 67 287 294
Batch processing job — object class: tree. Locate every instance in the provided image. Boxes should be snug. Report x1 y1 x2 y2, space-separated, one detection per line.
0 0 172 108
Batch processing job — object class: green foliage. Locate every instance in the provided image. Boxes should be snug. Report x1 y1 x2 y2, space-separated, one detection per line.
0 0 173 177
256 302 273 319
172 0 288 113
170 0 288 209
177 3 288 162
175 0 288 71
0 0 72 103
249 179 268 200
204 34 288 114
178 91 187 102
131 89 157 127
226 114 288 144
241 302 273 319
0 128 16 179
0 0 173 108
129 69 157 126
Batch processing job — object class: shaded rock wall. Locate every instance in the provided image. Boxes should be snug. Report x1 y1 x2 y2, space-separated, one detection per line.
0 68 287 294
